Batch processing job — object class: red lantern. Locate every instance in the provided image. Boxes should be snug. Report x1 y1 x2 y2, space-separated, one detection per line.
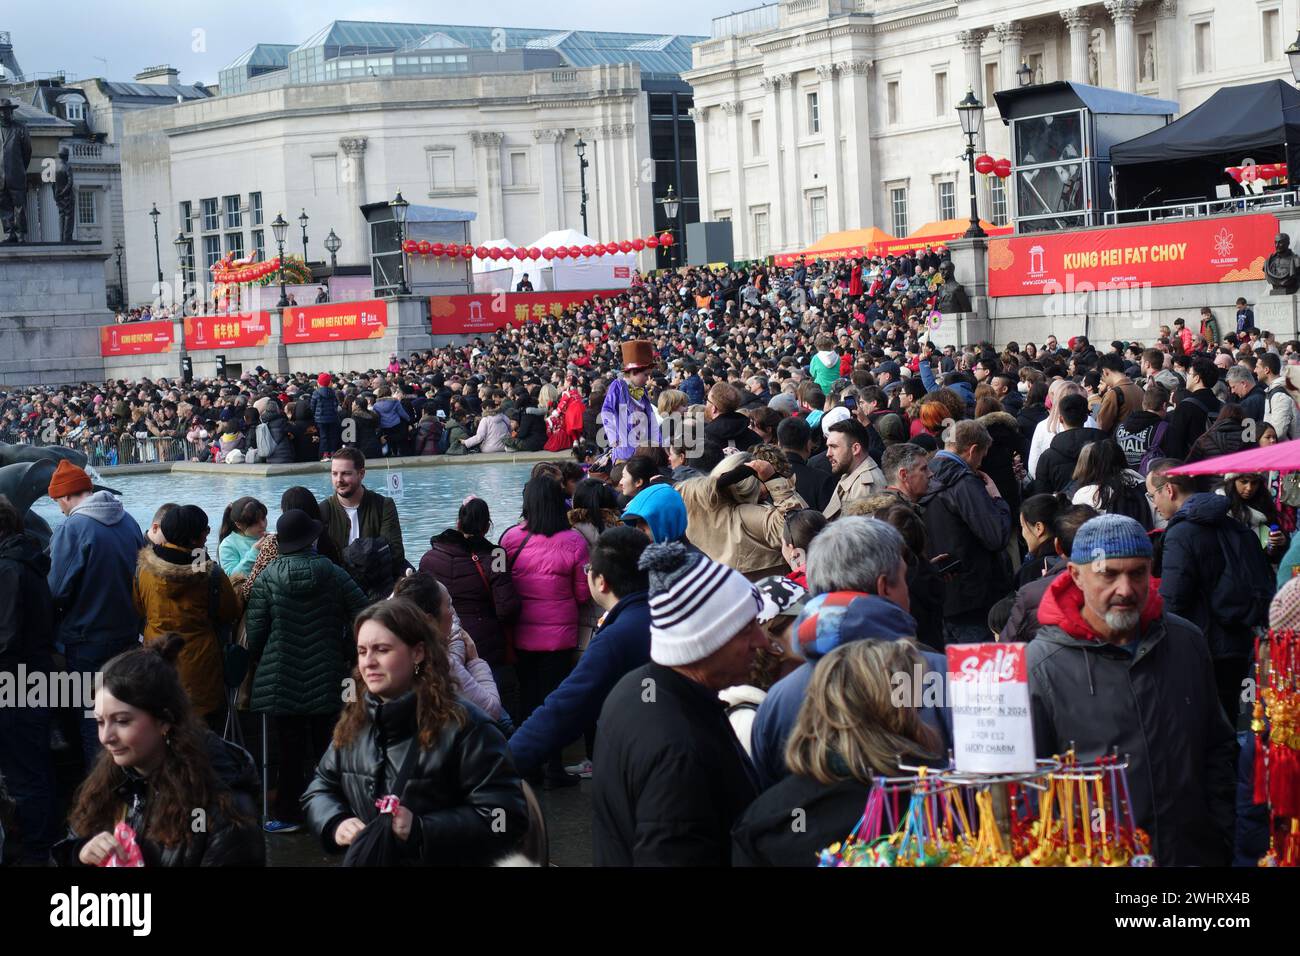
1225 166 1242 182
445 242 460 257
542 246 555 259
460 245 474 259
659 232 674 247
554 247 569 259
645 235 659 249
527 247 541 260
475 246 489 259
581 245 595 257
593 244 606 256
993 159 1012 179
402 239 417 254
488 247 503 260
568 245 582 258
618 240 632 253
1259 163 1279 180
415 240 431 256
974 154 996 176
632 237 645 251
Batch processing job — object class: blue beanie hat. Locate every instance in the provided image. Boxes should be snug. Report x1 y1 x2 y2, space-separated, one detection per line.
1069 514 1153 565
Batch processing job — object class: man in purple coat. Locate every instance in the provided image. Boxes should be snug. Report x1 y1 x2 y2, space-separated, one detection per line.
601 339 660 462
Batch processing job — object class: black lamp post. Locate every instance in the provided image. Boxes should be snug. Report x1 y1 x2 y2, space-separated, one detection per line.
956 87 988 239
172 232 188 307
657 184 681 267
1016 60 1033 87
1288 31 1300 86
113 240 124 307
324 228 341 270
149 203 162 285
575 137 590 236
271 213 289 308
389 191 410 295
298 208 310 264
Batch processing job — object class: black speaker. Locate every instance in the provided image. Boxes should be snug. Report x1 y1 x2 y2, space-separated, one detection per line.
181 356 193 385
215 353 226 379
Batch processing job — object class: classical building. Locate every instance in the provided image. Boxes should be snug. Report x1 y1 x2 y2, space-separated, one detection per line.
118 20 704 307
683 0 1298 257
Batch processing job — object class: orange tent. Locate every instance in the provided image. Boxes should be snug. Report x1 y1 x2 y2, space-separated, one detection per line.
774 227 896 266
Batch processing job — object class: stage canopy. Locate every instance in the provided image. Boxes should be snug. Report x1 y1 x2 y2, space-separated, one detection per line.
1111 79 1300 209
1167 440 1300 477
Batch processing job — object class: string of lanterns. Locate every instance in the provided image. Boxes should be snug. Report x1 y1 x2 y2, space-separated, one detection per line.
1225 163 1289 183
399 233 676 260
973 155 1013 179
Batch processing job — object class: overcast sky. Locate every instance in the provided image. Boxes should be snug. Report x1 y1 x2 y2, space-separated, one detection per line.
6 1 738 85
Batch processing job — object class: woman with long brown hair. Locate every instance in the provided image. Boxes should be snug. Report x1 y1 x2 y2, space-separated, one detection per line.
55 635 264 867
302 598 527 865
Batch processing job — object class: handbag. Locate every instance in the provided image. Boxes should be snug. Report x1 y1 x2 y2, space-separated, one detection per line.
342 737 422 867
206 563 250 689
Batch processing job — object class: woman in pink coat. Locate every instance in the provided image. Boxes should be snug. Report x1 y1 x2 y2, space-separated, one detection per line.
499 475 591 787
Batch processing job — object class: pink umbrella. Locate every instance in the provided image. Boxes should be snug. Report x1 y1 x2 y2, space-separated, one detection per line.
1167 442 1300 476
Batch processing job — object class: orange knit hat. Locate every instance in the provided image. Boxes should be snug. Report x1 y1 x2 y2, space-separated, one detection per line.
47 459 93 499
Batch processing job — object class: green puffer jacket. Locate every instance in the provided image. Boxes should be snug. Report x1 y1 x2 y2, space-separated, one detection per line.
244 550 371 716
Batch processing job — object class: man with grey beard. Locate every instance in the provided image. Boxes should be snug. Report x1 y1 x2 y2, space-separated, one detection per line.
1026 514 1235 867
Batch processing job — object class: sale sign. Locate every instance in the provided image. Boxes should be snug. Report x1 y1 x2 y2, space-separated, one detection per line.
282 299 388 345
987 213 1277 296
183 312 271 351
428 290 623 335
100 321 173 357
945 643 1036 774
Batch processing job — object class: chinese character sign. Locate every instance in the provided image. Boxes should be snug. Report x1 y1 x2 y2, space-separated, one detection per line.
428 291 623 335
183 312 271 351
282 299 389 344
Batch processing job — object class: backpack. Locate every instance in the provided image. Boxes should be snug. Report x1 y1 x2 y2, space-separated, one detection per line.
1137 421 1169 476
1106 479 1156 531
1207 519 1275 642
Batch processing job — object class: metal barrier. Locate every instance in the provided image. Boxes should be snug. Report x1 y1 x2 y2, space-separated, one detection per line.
1104 188 1299 225
9 434 196 467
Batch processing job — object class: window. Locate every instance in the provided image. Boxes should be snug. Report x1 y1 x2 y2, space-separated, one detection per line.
890 186 909 237
751 207 769 256
203 234 222 271
807 91 820 135
1263 8 1281 61
252 229 265 261
179 200 193 234
224 233 244 258
224 195 241 229
1138 33 1156 84
808 193 828 239
249 192 263 226
201 198 219 231
938 181 956 221
65 100 84 122
984 61 999 102
751 117 762 156
990 177 1008 226
934 71 948 118
509 151 529 186
313 155 338 195
715 208 732 222
430 151 454 188
886 80 900 126
76 189 96 226
1194 21 1213 74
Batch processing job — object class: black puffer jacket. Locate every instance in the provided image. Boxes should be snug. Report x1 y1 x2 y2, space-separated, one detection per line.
302 691 528 865
256 409 296 464
1032 426 1107 495
0 531 55 671
514 408 547 452
418 530 520 667
54 732 265 867
977 410 1025 515
704 411 761 451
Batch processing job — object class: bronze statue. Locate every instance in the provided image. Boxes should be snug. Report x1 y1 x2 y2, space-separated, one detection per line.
54 146 75 243
0 98 33 243
1265 232 1300 295
935 261 972 314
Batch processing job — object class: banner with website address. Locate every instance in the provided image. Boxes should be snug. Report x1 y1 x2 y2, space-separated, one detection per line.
282 299 388 345
183 312 271 351
986 213 1278 297
428 290 623 335
100 321 174 356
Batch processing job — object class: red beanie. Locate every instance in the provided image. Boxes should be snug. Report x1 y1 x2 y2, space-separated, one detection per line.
48 459 93 499
317 373 332 387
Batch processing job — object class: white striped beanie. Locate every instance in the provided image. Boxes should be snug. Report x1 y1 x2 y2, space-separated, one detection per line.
639 542 762 666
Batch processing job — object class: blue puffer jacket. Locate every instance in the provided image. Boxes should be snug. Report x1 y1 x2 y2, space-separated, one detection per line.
749 591 952 788
310 386 339 424
47 491 144 649
508 591 650 776
374 398 410 430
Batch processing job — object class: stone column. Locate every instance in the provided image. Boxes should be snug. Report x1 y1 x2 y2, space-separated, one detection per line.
690 107 712 228
39 183 59 242
339 137 369 261
1107 0 1143 93
783 72 804 248
761 75 788 250
995 22 1025 92
1155 0 1178 102
816 64 844 234
534 128 566 233
720 102 751 254
1061 8 1094 85
958 30 989 150
471 131 505 238
838 60 876 236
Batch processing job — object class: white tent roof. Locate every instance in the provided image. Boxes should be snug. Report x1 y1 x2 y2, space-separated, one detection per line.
529 228 595 251
470 237 516 274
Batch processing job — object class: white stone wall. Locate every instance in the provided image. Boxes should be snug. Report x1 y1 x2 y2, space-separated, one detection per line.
687 0 1298 255
0 249 114 385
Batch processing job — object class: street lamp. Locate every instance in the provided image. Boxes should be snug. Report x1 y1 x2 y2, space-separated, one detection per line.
324 228 341 270
1016 60 1033 87
148 203 162 285
1288 31 1300 85
298 208 310 263
956 87 988 239
658 184 681 266
575 137 590 237
271 212 289 308
389 191 410 295
113 240 124 308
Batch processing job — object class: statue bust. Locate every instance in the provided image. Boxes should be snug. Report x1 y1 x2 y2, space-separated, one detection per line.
54 146 75 243
0 98 33 243
935 261 972 314
1265 233 1300 295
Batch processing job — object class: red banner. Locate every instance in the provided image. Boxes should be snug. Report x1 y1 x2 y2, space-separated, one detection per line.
773 227 1013 266
987 214 1278 297
183 312 271 351
428 290 623 335
100 321 174 357
282 299 388 345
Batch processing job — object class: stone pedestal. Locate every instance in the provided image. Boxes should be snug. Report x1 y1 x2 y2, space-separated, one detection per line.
1257 295 1300 340
928 312 992 350
0 245 112 385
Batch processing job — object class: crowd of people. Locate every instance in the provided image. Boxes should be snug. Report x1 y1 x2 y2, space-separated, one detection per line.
2 252 1299 867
